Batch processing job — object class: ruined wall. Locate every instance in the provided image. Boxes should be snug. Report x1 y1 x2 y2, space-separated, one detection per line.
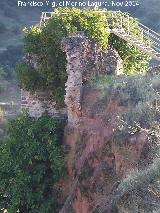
21 33 123 119
21 90 66 118
61 32 123 126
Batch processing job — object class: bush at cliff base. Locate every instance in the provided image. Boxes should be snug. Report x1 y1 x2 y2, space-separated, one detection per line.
0 114 67 213
16 8 150 105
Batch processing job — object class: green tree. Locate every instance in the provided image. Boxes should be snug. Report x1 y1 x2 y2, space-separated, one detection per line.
17 8 150 104
109 34 150 75
16 8 111 105
0 114 67 213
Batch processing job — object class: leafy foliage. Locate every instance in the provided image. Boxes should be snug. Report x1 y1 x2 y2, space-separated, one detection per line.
105 157 160 212
109 34 150 75
18 8 110 105
17 8 150 105
89 74 117 89
0 114 67 213
16 60 43 92
94 75 160 213
111 75 160 145
107 11 151 75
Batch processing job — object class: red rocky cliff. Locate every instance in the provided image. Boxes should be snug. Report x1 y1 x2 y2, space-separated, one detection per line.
59 34 149 213
60 85 148 213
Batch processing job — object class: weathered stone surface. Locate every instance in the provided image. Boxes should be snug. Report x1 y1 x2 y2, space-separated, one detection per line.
61 33 123 126
60 87 149 213
61 34 84 126
21 89 66 118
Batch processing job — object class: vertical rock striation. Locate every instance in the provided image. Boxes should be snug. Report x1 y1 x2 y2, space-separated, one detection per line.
61 32 123 126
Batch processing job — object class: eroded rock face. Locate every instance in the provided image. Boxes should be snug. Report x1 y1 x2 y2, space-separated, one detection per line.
61 33 123 126
114 130 148 178
61 86 148 213
61 34 84 127
21 89 66 118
